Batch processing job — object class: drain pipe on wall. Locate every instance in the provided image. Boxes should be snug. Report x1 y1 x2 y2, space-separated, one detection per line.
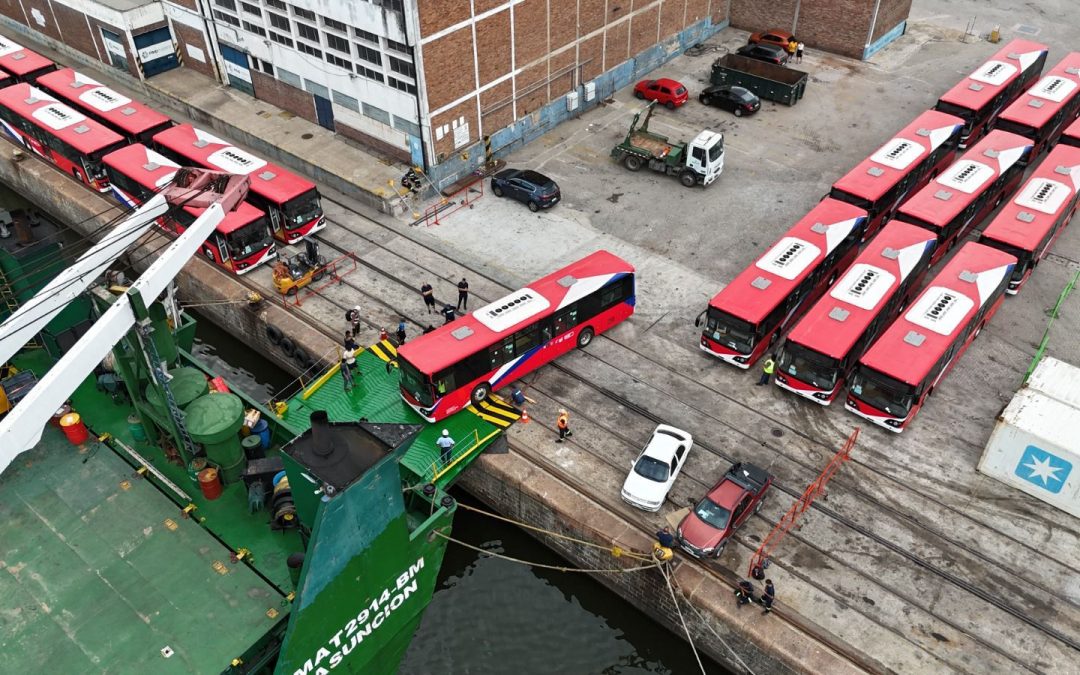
865 0 884 57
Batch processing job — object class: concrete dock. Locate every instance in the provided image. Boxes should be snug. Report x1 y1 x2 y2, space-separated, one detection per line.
3 1 1079 671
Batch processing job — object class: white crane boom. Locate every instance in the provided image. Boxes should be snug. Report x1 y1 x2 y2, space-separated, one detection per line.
0 169 249 474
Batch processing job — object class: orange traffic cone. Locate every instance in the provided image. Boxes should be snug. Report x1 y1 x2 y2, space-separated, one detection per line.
520 409 530 424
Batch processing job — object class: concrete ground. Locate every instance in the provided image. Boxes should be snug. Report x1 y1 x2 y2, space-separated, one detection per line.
398 11 1080 675
4 1 1078 671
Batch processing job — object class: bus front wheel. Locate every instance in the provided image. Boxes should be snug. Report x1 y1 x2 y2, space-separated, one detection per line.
577 327 595 348
470 382 491 406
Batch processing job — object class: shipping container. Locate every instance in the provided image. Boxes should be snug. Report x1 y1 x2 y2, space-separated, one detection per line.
978 388 1080 518
1024 356 1080 409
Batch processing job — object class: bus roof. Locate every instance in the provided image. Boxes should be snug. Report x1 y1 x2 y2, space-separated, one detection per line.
979 143 1080 251
0 34 54 79
784 221 937 360
896 129 1032 228
831 110 965 203
996 52 1080 132
153 123 315 200
0 83 123 154
397 250 635 374
707 198 868 325
103 143 266 233
936 39 1048 111
858 242 1016 385
36 68 171 137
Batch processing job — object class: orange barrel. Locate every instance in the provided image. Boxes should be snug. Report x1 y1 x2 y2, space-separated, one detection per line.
59 412 89 445
198 467 223 500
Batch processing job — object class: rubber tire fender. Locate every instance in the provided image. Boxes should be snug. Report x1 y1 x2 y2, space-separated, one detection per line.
292 347 311 369
265 324 284 345
279 336 296 357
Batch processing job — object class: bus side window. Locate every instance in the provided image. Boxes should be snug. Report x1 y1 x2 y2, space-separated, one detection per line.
538 318 553 344
599 277 632 309
553 307 579 336
489 338 515 369
434 368 454 395
514 326 538 354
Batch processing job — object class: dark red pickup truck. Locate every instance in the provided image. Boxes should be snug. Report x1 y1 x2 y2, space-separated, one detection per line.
677 462 772 558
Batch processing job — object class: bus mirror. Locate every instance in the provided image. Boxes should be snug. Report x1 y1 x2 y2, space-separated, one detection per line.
694 310 706 328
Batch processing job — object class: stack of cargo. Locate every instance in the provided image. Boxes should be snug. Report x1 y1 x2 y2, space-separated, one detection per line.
978 357 1080 518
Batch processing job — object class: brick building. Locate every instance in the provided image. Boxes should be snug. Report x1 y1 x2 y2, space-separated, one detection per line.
729 0 911 60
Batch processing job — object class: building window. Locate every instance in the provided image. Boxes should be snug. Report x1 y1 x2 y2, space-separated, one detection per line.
277 67 302 88
356 44 381 66
297 42 321 58
332 90 360 111
362 102 391 125
388 56 414 78
265 0 285 8
354 28 378 43
388 77 416 95
297 23 319 42
214 0 236 10
213 10 240 26
242 21 266 36
268 12 289 30
269 31 293 47
376 0 403 10
304 79 329 99
257 58 274 75
325 53 351 71
393 115 421 137
322 16 346 32
325 33 349 54
292 5 315 20
241 1 260 14
385 38 410 55
357 66 383 83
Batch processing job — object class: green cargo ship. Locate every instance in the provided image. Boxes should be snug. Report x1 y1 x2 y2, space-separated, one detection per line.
0 282 518 674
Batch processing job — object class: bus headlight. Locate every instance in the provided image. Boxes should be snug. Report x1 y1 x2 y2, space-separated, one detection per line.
884 419 901 428
733 356 748 364
813 392 829 400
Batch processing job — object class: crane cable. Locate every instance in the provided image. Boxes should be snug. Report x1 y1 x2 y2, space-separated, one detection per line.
430 529 659 574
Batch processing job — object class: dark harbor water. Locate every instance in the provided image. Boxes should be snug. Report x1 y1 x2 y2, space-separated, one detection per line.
192 314 727 675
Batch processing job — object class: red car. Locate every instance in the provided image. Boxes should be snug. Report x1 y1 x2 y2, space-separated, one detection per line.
633 78 689 109
677 462 772 558
749 28 795 50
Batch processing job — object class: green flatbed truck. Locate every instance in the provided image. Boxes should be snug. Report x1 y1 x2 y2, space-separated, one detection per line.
610 102 725 187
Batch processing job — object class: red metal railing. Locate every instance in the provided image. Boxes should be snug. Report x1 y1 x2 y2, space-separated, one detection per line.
747 428 859 577
279 253 358 307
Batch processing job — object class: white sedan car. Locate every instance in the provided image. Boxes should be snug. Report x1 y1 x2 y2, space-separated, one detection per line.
620 424 694 511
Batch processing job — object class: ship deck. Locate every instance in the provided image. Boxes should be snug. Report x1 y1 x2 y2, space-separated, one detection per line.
0 355 294 672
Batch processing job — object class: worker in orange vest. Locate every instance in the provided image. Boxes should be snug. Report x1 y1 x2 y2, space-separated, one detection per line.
556 408 573 443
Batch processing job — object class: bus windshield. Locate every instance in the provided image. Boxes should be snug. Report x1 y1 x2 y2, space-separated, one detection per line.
225 220 273 259
284 189 323 226
982 240 1031 282
828 187 872 211
992 117 1035 140
778 343 841 390
850 368 916 416
398 358 433 407
705 308 756 354
934 100 975 125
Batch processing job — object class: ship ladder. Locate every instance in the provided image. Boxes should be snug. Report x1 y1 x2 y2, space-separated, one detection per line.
0 267 41 349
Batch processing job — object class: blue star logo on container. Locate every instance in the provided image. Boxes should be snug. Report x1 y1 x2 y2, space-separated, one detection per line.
1013 445 1072 494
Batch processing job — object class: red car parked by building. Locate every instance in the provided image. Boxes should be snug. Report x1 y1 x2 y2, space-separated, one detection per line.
633 78 689 109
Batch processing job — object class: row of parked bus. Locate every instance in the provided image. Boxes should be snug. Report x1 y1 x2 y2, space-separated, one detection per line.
699 39 1080 433
0 34 325 276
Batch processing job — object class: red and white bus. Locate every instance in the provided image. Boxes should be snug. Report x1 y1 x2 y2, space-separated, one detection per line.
893 129 1032 265
775 221 937 405
978 143 1080 294
1058 115 1080 149
0 83 125 191
36 68 173 144
698 198 867 369
845 241 1015 432
994 52 1080 162
830 110 965 237
152 124 325 244
934 39 1048 148
0 35 55 82
103 144 277 274
397 251 635 422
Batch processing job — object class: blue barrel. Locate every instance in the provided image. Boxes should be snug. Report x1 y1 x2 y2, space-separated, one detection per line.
253 419 271 449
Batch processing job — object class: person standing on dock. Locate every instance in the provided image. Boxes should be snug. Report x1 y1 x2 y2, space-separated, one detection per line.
457 278 470 311
796 41 805 64
421 282 436 313
442 304 457 325
346 306 362 333
656 526 675 549
436 429 456 465
343 331 358 351
761 579 775 614
396 318 407 345
340 352 354 392
556 409 573 442
757 354 776 386
735 579 755 607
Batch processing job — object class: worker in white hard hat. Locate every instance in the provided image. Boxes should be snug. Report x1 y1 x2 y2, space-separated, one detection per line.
435 428 456 465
